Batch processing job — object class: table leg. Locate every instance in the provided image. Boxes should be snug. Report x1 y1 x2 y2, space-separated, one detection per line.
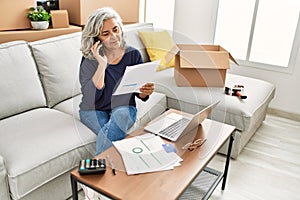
70 175 78 200
221 133 234 190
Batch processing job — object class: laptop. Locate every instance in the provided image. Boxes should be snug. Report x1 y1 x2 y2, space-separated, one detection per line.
144 101 219 141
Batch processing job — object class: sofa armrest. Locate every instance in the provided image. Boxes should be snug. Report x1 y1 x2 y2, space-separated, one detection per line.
0 155 10 200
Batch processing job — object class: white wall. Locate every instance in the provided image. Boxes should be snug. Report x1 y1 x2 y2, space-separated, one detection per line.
173 0 300 116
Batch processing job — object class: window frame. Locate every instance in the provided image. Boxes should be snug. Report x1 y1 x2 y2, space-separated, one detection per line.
214 0 300 74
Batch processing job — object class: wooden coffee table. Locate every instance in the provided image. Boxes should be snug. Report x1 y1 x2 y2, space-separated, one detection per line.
70 109 235 200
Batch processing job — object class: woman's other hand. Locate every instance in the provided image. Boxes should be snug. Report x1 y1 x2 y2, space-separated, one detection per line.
139 82 155 98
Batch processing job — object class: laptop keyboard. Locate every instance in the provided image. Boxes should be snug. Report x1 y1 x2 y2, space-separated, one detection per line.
159 118 190 140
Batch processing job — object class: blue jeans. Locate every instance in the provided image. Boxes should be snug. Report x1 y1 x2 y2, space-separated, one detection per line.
79 106 137 156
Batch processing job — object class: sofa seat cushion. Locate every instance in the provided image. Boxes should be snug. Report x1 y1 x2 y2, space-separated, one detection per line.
0 41 46 119
153 68 275 131
53 94 82 120
53 92 167 133
29 32 82 108
0 108 95 199
0 155 9 200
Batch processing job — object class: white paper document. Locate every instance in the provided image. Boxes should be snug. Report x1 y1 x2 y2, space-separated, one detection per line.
112 60 160 95
112 133 182 175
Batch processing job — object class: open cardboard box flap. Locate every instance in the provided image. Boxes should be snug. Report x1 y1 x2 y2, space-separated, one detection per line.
165 44 239 87
165 44 239 69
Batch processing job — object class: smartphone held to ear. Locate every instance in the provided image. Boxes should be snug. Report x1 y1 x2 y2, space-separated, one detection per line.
93 37 100 44
93 37 104 56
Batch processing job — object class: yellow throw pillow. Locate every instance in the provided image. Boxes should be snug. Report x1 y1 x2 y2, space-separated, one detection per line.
138 30 175 71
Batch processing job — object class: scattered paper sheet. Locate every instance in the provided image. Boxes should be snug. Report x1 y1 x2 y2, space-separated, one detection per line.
112 133 182 175
112 60 160 95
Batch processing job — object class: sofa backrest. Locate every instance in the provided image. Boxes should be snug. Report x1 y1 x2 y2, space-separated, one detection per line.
0 41 47 119
0 23 154 119
29 32 82 108
123 23 154 63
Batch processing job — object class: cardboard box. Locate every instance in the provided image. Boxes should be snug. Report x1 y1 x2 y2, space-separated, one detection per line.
0 0 35 31
37 0 59 12
51 10 69 28
0 25 82 43
59 0 140 26
167 44 238 87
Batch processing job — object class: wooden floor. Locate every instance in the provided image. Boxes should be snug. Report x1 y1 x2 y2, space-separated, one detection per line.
71 114 300 200
208 114 300 200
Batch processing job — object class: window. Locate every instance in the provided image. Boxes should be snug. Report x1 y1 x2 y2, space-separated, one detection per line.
139 0 175 31
214 0 300 72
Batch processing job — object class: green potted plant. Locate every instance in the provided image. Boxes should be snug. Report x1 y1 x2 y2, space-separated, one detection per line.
26 6 52 30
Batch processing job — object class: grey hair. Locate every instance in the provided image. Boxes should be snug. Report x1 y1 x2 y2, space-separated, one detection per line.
80 7 126 59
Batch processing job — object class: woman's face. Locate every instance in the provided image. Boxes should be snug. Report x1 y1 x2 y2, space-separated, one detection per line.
99 18 122 50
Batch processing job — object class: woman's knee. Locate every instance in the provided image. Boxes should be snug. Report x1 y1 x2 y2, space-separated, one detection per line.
112 106 137 126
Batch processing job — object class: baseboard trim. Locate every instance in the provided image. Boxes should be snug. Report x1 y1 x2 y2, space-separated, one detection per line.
267 108 300 122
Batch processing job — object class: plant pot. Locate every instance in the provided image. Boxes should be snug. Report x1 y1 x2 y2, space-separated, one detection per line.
31 21 49 30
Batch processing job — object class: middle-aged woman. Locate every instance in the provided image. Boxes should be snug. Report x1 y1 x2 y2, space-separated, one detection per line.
79 7 155 156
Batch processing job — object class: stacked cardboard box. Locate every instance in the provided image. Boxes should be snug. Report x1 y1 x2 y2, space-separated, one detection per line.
0 0 34 31
0 25 82 43
59 0 140 26
0 0 82 44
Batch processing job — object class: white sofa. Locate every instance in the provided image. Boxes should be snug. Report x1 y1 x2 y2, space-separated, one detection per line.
0 23 275 200
0 28 166 200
